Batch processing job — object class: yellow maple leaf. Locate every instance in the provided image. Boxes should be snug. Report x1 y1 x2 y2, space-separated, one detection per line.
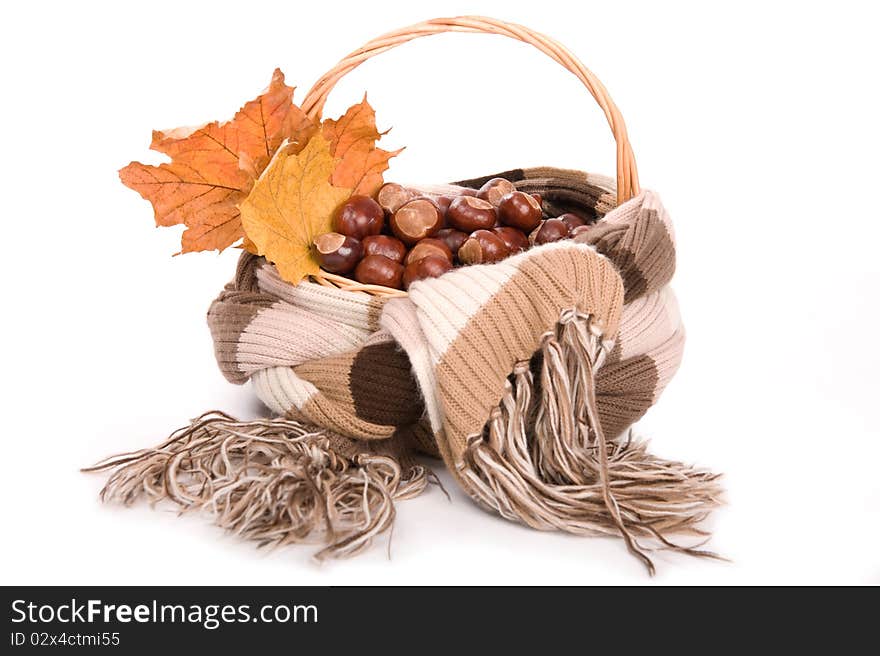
239 134 352 284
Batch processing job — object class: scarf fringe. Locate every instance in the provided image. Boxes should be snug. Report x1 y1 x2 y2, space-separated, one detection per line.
83 411 428 560
459 309 723 575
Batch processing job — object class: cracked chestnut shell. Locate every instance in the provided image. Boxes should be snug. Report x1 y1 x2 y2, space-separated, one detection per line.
477 177 516 207
446 196 497 232
405 238 453 266
458 229 510 265
313 232 363 274
390 198 444 245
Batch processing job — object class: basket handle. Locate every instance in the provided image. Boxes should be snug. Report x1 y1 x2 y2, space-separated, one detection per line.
302 15 639 205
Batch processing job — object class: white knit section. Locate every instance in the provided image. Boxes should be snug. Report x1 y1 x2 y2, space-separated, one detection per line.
600 191 643 226
406 263 516 364
616 286 682 361
237 300 370 374
256 263 379 331
407 240 594 366
380 298 444 432
649 326 686 401
251 366 318 415
641 190 675 243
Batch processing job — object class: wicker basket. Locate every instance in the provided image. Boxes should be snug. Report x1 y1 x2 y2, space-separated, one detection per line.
301 15 640 298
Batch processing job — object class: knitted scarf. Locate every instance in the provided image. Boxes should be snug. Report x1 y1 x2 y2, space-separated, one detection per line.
90 167 721 572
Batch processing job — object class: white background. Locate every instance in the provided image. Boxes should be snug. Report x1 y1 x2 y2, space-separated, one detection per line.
2 0 878 585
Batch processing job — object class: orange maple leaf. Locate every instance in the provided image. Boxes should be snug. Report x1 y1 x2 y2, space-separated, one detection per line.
322 96 402 197
119 69 315 253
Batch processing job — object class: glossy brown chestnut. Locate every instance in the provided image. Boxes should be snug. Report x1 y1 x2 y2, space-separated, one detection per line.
560 212 587 231
477 177 516 206
531 193 543 207
334 195 384 239
362 235 406 263
377 183 416 215
390 198 444 245
403 256 453 289
498 191 543 231
404 238 453 266
435 228 469 258
313 232 363 274
533 218 571 245
492 226 530 254
458 229 510 265
354 254 404 289
446 196 497 232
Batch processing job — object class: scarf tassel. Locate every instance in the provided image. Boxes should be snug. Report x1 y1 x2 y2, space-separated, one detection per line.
84 412 428 560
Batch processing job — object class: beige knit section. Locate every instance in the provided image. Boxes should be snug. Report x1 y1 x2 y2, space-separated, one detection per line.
380 298 444 431
256 262 383 332
616 286 682 362
237 300 370 375
251 365 395 440
423 242 625 458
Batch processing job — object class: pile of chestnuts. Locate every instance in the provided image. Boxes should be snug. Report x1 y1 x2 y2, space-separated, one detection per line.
312 177 594 290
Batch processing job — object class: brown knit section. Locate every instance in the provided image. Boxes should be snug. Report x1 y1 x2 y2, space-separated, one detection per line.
436 246 624 458
577 206 675 302
233 252 262 292
454 167 612 220
206 289 275 384
293 341 423 430
595 354 659 439
350 342 424 426
296 393 396 440
397 418 441 458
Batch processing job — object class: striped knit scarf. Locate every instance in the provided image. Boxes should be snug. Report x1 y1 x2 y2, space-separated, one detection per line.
91 168 721 572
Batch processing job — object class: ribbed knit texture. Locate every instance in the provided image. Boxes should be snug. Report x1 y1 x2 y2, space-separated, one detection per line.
205 167 692 529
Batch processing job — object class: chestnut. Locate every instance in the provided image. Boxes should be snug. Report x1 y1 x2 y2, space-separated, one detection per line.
404 238 453 266
531 193 543 207
458 229 510 265
435 228 469 258
377 183 416 215
498 191 543 232
354 254 404 289
403 255 453 289
492 226 530 254
434 195 454 217
313 232 363 274
362 235 406 263
446 196 497 232
335 195 384 239
560 212 587 231
533 218 571 245
390 198 444 245
477 177 516 207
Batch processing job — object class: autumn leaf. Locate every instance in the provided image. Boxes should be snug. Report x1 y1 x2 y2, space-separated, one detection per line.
322 96 402 197
239 134 352 284
119 69 315 253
